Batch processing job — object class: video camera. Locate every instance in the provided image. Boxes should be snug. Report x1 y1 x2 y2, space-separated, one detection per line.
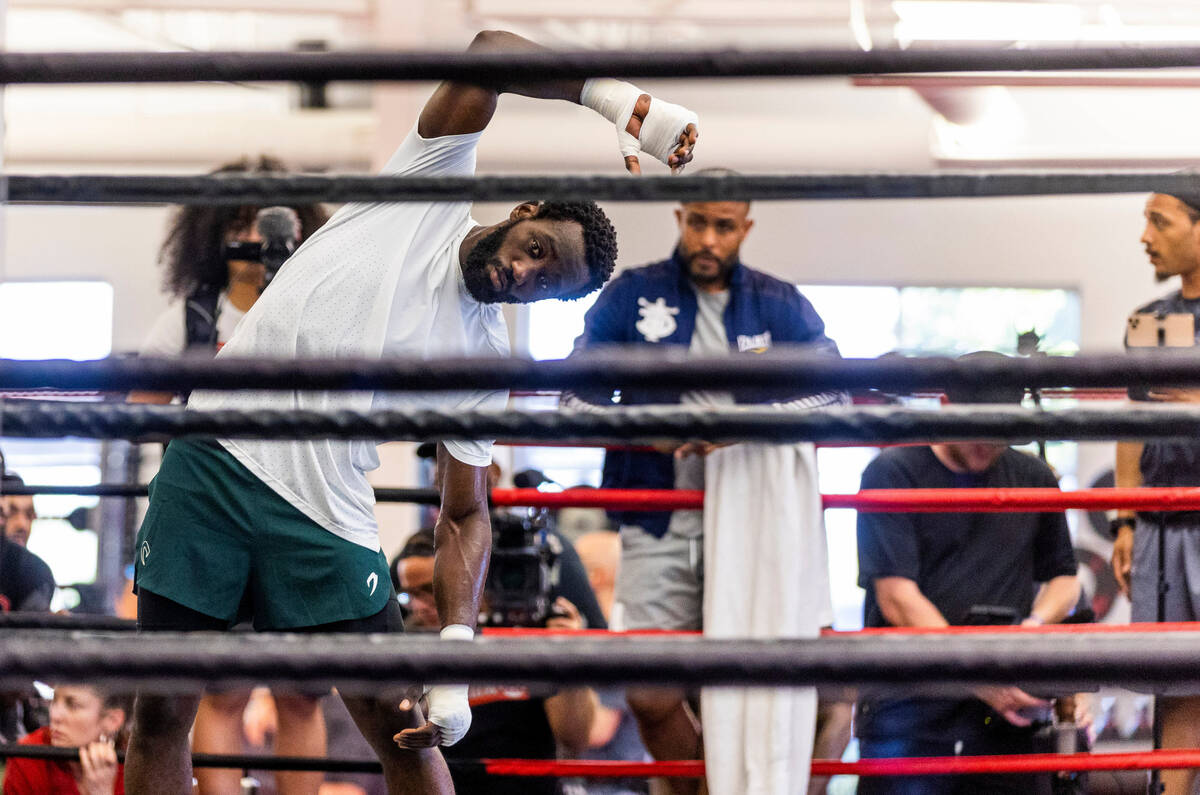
223 206 302 291
479 506 562 628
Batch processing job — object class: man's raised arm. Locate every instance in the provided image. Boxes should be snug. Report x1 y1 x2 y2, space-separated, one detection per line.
418 30 698 174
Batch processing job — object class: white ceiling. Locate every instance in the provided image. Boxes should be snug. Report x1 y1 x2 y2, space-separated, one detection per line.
9 0 1200 170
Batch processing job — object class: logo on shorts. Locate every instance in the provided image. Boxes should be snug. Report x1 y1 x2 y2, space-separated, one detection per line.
139 541 150 566
366 572 379 596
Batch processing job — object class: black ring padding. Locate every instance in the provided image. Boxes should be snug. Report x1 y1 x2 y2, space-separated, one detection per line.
9 171 1200 205
2 400 1200 444
5 47 1200 85
3 352 1200 393
0 628 1194 692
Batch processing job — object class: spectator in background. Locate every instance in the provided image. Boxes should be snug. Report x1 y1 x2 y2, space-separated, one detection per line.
0 473 55 744
2 683 131 795
2 477 37 548
562 170 845 795
0 474 54 615
575 531 620 620
855 356 1079 795
573 530 652 795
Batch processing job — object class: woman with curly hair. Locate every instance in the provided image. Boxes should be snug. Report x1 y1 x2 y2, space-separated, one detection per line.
135 156 329 385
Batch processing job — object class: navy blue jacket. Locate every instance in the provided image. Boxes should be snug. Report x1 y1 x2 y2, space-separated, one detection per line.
563 250 843 537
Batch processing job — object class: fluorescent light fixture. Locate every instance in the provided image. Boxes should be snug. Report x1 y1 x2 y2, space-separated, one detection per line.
893 1 1082 44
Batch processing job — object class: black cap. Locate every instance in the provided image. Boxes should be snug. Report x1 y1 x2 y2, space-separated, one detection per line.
1153 170 1200 214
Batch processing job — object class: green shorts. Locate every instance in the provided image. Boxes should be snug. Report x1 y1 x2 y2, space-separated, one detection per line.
134 439 392 630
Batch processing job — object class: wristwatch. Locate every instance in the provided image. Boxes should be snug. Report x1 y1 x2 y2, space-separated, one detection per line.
1109 516 1137 536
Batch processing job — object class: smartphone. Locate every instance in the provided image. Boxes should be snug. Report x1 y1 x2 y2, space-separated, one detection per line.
1127 312 1195 348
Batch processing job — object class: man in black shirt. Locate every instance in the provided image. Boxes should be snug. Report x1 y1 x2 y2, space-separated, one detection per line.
0 537 54 614
1111 187 1200 795
856 366 1079 794
0 478 55 743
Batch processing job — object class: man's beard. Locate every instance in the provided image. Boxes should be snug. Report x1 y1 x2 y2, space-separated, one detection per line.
462 221 519 304
683 249 736 289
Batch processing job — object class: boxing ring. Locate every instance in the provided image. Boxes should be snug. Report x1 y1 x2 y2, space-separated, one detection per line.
6 40 1200 789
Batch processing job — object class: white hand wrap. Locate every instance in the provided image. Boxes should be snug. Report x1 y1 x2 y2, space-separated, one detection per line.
426 624 474 747
581 78 698 167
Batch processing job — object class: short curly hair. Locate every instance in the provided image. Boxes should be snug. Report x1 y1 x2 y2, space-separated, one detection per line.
159 156 329 299
533 201 617 300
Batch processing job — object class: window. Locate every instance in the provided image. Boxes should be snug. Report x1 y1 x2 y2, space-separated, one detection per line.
0 281 113 603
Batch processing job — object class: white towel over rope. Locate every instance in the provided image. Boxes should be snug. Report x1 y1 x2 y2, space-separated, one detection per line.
701 442 832 795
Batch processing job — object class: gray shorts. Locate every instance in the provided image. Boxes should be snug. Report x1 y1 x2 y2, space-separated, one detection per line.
612 523 704 631
1130 518 1200 623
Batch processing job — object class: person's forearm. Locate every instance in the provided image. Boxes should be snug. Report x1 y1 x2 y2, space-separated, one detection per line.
1029 575 1080 625
466 30 584 102
545 687 599 755
432 508 491 629
875 579 950 628
1115 441 1144 519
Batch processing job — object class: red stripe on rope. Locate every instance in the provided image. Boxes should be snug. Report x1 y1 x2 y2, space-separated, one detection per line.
822 487 1200 512
480 621 1200 637
493 751 1200 779
816 749 1200 777
487 486 1200 512
480 749 1200 778
483 759 705 778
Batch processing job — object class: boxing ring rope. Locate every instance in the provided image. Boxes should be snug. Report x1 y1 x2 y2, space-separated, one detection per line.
11 171 1200 205
7 612 1200 635
3 628 1200 692
6 45 1200 85
12 483 1200 513
10 743 1200 778
0 352 1193 393
6 400 1200 444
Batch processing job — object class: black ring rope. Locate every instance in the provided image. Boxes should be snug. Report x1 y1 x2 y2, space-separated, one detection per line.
1 352 1198 393
2 400 1200 444
0 612 134 631
6 46 1200 85
9 171 1200 206
0 743 393 775
0 629 1193 692
0 482 440 504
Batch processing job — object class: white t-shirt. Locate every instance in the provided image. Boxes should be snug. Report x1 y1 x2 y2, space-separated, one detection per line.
189 126 509 550
139 296 247 356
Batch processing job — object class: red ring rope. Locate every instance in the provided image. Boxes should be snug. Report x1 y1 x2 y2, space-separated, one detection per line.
480 749 1200 778
482 620 1200 637
489 486 1200 512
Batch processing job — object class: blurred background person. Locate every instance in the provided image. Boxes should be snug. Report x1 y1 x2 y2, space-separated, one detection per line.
2 683 131 795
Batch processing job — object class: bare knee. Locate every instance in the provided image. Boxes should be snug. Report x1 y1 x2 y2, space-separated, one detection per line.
134 693 201 740
202 689 251 715
274 692 321 724
341 694 423 759
627 688 688 725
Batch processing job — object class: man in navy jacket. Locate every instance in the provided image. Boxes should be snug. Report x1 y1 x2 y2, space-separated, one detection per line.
562 170 844 794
